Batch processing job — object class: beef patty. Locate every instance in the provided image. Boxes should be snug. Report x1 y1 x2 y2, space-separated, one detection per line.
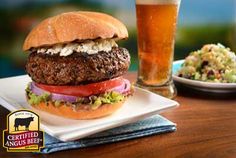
26 47 130 85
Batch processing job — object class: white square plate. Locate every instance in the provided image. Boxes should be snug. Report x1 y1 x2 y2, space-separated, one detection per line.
0 75 179 141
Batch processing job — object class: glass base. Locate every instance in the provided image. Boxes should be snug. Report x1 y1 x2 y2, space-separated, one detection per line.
135 81 177 99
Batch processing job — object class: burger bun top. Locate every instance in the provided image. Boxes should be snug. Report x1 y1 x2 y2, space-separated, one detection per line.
23 11 128 51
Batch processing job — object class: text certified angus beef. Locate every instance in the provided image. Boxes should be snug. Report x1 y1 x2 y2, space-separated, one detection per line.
23 11 132 119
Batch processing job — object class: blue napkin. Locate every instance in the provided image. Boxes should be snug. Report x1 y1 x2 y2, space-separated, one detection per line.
40 115 176 154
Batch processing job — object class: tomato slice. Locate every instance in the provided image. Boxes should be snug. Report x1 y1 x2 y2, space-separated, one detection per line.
35 77 125 97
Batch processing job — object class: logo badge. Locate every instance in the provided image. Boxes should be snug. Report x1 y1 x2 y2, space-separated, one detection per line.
3 110 44 152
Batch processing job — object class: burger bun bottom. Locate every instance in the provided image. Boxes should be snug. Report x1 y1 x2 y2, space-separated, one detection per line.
30 101 125 119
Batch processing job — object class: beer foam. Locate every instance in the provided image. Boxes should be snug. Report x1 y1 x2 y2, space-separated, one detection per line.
136 0 180 5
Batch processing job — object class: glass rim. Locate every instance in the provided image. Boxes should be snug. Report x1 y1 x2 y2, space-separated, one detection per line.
136 0 181 5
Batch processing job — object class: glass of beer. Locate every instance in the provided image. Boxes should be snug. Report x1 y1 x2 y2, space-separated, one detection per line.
135 0 181 99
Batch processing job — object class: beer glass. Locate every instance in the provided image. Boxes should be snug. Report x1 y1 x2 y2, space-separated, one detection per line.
135 0 181 98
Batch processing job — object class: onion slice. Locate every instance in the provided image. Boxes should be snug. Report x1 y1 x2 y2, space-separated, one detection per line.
30 82 78 102
109 79 131 94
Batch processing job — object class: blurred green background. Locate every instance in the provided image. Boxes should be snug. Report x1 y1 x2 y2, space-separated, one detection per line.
0 0 236 78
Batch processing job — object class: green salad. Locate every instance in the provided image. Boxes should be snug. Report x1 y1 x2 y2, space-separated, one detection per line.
177 43 236 83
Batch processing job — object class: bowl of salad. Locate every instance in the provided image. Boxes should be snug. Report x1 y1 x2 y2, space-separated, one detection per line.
173 43 236 93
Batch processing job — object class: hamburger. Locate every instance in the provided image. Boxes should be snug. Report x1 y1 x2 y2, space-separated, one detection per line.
23 11 131 119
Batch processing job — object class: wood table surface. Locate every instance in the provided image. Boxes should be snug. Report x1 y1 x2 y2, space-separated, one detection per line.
1 72 236 158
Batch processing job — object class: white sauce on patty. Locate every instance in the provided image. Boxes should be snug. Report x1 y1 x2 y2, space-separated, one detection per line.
36 39 118 56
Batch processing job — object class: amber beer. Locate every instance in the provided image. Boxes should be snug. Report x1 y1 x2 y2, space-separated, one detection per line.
136 0 180 98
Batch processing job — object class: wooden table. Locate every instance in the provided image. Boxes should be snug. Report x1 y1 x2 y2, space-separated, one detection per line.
1 72 236 158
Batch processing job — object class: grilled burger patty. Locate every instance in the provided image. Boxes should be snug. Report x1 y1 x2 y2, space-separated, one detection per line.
26 47 130 85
